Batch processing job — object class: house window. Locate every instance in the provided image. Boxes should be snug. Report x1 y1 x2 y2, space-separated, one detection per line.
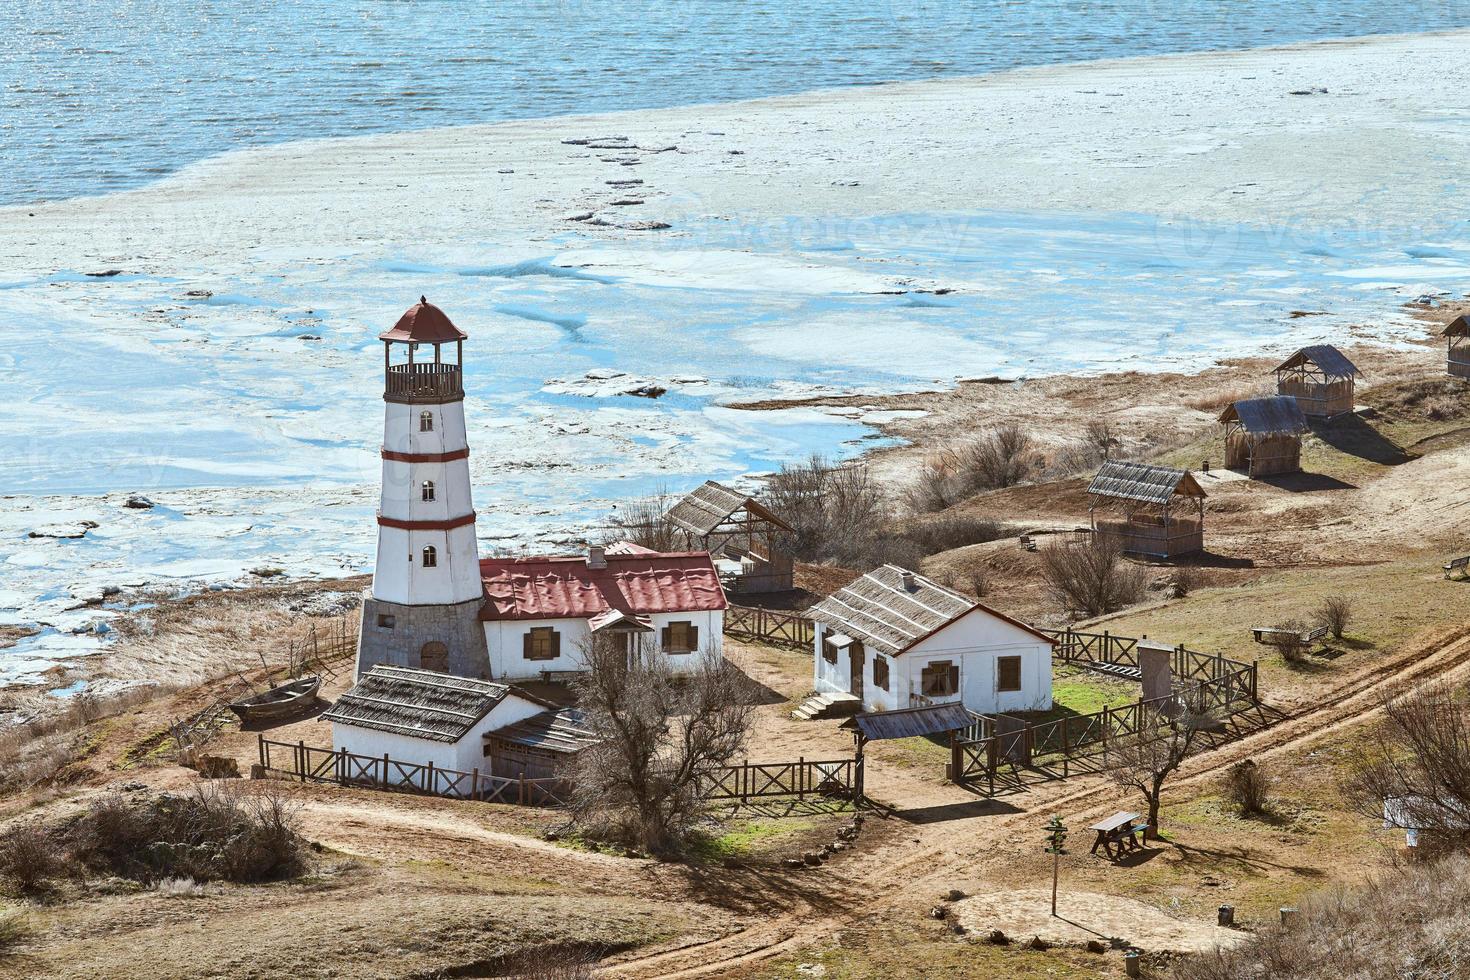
822 637 838 665
662 620 698 654
523 627 560 661
419 410 434 432
420 641 449 673
421 545 437 567
997 655 1022 693
376 613 396 630
920 660 959 697
873 655 889 691
421 480 435 502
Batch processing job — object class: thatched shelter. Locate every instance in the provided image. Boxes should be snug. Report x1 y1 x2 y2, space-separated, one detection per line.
1444 315 1470 380
1274 344 1360 418
665 480 795 593
1219 396 1309 478
1086 461 1206 558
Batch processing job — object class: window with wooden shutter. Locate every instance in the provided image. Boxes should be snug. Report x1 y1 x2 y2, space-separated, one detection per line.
921 660 958 697
523 627 559 661
997 655 1022 692
662 621 697 654
822 637 838 665
873 655 889 691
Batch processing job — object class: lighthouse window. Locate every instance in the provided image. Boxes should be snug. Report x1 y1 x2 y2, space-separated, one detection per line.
421 545 437 567
421 480 435 502
419 411 434 432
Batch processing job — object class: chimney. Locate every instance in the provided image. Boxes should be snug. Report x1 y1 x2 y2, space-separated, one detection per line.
587 545 607 569
900 569 917 592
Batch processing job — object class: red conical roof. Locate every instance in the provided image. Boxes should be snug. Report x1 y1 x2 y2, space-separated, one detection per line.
379 296 469 343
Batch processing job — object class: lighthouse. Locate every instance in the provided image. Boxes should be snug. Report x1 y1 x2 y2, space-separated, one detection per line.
355 298 490 679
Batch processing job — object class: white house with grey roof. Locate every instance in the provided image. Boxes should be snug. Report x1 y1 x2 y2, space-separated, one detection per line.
807 565 1056 716
323 665 557 777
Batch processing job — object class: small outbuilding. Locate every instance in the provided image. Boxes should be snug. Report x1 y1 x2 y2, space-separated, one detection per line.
1218 396 1309 477
665 480 795 594
1274 344 1361 418
323 665 555 781
482 706 599 780
1443 315 1470 380
1086 461 1206 558
808 565 1055 715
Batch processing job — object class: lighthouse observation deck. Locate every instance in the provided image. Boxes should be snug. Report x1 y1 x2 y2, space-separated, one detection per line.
385 362 463 403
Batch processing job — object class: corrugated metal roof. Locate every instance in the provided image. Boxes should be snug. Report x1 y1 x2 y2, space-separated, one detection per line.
479 550 727 621
1219 396 1309 435
808 565 977 656
1086 461 1206 505
1275 344 1360 379
487 706 599 755
841 702 976 740
323 666 510 743
1443 315 1470 338
665 481 795 537
378 297 468 344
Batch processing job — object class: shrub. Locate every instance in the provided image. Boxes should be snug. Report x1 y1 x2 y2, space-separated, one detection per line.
153 876 207 898
1040 535 1149 617
604 491 682 552
0 823 68 894
1315 595 1353 640
0 906 29 953
1170 566 1201 599
765 455 895 568
1270 619 1310 664
1224 759 1272 816
902 514 1007 555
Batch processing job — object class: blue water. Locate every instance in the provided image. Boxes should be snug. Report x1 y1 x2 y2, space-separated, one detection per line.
3 1 1469 206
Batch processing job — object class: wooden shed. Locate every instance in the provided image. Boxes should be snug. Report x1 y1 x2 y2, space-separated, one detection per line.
1218 396 1309 477
1444 315 1470 380
1086 461 1206 558
483 706 599 780
665 480 795 594
1274 344 1361 418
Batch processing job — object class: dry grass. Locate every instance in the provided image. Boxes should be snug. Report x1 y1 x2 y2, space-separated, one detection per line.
0 684 171 793
1181 381 1273 414
1173 851 1470 979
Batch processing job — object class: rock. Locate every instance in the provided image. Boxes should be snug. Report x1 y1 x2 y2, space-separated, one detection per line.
945 888 966 901
563 212 595 222
624 221 671 231
831 180 860 187
609 199 644 206
297 334 322 341
605 179 643 187
783 858 804 869
123 494 155 509
929 905 948 920
585 368 628 380
626 384 666 398
101 585 122 596
986 929 1009 946
1086 939 1107 954
192 755 241 779
184 289 213 298
497 168 514 174
86 269 124 277
830 841 847 852
30 521 99 539
948 921 966 936
802 852 822 866
1028 935 1049 951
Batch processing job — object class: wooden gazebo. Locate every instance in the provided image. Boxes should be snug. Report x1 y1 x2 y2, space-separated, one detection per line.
1444 316 1470 380
665 481 795 594
1274 344 1360 418
1086 461 1206 558
1218 396 1309 478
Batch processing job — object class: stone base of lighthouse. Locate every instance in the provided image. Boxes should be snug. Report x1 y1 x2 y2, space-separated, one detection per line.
354 593 490 680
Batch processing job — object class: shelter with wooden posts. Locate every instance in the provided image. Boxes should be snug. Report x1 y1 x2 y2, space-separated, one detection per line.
1218 396 1309 478
482 706 598 780
1086 461 1206 558
665 480 795 594
808 565 1055 715
1444 315 1470 380
1274 344 1360 418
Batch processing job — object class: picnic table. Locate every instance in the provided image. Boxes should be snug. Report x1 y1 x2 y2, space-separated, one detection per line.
1088 810 1149 860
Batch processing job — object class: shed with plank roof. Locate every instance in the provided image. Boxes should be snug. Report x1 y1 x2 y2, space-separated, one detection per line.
1086 461 1206 558
807 565 1055 715
1443 315 1470 380
483 706 599 780
665 480 796 594
1274 344 1361 418
1218 396 1309 477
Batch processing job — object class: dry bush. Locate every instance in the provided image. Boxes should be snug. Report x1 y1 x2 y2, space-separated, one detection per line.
66 783 304 885
765 455 915 568
1224 759 1273 816
0 823 68 895
603 491 682 552
1173 851 1470 980
904 425 1041 512
901 514 1006 555
0 683 165 792
1182 381 1269 414
1040 535 1149 617
0 906 29 953
1169 566 1201 599
1269 619 1310 664
569 636 754 858
1314 595 1353 640
500 945 599 979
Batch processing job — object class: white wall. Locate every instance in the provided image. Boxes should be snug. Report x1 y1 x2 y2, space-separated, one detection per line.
811 623 906 713
486 609 725 681
373 522 483 605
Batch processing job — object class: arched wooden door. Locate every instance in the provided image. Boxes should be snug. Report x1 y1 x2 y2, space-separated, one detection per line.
419 641 449 673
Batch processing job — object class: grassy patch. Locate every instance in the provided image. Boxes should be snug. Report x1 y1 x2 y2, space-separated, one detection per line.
688 815 818 862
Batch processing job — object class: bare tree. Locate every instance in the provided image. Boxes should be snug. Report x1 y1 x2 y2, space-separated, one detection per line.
953 424 1041 492
604 491 682 552
1040 534 1149 617
1084 419 1119 461
568 634 755 858
1107 693 1212 839
1345 681 1470 841
764 455 908 567
1314 595 1354 640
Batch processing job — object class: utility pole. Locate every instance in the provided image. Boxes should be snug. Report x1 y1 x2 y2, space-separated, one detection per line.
1043 815 1068 917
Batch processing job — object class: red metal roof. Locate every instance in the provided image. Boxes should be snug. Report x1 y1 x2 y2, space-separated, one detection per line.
379 296 469 344
479 549 728 622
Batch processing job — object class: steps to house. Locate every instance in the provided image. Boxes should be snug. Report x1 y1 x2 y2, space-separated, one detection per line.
1083 659 1142 681
791 691 861 721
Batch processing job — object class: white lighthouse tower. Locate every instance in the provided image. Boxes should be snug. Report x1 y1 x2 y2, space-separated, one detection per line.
356 298 490 678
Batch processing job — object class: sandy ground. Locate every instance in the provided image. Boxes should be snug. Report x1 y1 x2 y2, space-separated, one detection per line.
954 889 1244 954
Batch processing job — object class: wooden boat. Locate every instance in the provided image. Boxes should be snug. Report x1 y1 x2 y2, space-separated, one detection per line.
228 675 321 723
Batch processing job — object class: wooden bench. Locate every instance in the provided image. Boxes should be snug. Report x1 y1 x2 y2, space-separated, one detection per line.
1251 624 1328 646
1088 810 1149 860
1445 555 1470 580
539 669 587 685
1019 535 1038 552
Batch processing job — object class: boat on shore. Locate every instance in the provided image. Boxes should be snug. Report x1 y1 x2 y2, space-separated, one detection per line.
228 675 322 724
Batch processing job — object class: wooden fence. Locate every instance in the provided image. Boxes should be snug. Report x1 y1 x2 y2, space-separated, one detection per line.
724 604 815 650
699 756 862 803
256 736 570 806
1042 627 1258 698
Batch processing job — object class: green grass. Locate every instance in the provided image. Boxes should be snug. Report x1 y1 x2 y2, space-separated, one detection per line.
688 816 818 862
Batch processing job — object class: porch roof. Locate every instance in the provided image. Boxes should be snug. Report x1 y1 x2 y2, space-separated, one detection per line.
841 702 976 741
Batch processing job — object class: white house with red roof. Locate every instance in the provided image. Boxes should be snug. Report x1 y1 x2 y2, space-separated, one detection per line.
354 299 727 683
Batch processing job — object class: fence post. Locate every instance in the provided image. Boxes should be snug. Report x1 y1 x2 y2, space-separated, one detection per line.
741 758 749 804
518 770 526 806
798 756 805 799
471 767 480 802
1251 661 1258 701
426 760 435 795
338 747 347 786
297 740 306 782
381 753 390 790
1103 629 1110 659
1061 720 1070 779
257 734 266 771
